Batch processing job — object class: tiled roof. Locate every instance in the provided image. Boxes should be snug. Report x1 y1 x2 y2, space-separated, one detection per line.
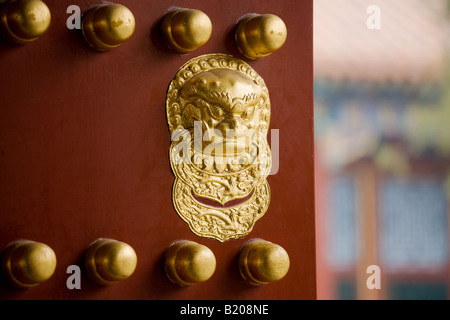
314 0 450 83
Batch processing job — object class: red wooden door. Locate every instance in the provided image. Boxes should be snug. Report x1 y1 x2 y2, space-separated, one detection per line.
0 0 315 300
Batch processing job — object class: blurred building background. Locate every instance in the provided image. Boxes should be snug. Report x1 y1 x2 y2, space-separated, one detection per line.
314 0 450 299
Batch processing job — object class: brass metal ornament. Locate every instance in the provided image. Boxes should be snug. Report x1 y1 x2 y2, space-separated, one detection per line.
161 8 212 54
239 239 290 286
166 53 272 242
84 238 138 285
164 240 216 286
1 240 57 288
81 3 135 51
0 0 51 44
235 13 287 60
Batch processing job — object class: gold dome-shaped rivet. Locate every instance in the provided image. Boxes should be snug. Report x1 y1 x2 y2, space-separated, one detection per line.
235 13 287 60
161 8 212 54
0 0 51 44
1 240 57 288
81 3 135 51
239 239 290 286
164 240 216 286
85 238 138 285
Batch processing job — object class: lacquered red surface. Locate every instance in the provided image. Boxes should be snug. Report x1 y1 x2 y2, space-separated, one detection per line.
0 0 315 300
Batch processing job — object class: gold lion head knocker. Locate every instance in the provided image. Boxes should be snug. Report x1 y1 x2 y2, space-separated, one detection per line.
166 53 272 241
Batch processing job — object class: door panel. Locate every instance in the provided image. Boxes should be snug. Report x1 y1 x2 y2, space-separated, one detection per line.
0 0 315 299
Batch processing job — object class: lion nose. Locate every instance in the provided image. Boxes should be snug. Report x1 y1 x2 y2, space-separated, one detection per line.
216 117 248 137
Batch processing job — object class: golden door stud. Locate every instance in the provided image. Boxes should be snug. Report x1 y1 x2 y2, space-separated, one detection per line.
235 13 287 59
81 3 135 51
161 8 212 53
164 240 216 286
84 238 138 285
1 240 57 288
239 239 290 286
0 0 51 44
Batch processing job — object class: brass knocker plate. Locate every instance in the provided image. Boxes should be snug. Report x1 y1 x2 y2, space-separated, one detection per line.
166 53 272 242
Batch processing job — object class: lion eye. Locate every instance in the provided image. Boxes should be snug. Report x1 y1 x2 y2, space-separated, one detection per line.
241 106 255 120
209 104 225 119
